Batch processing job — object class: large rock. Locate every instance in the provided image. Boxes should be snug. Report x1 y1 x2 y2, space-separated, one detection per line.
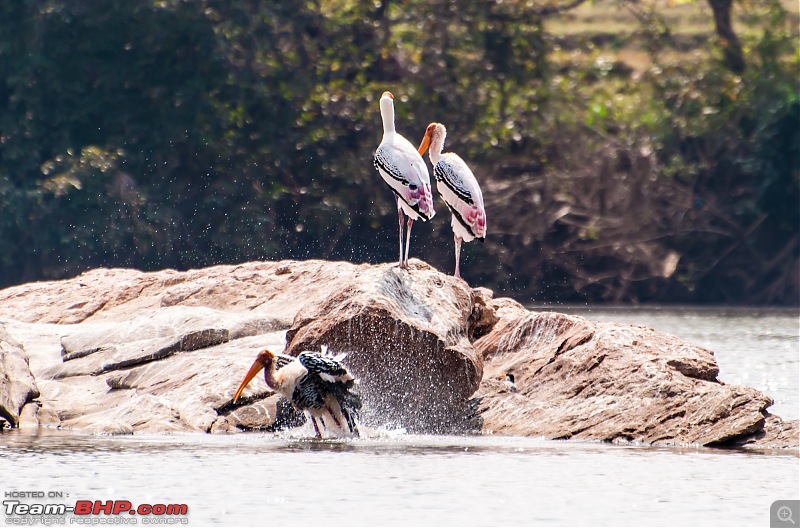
0 259 482 434
470 291 797 448
0 260 372 326
284 261 482 432
0 325 40 427
3 309 293 434
0 259 794 449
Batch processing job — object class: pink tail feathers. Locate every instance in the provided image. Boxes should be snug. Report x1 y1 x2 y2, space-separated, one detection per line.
400 183 435 220
467 206 487 238
418 184 435 220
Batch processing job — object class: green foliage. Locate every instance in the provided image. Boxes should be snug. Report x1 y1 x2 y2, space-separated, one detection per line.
640 0 799 302
0 0 796 303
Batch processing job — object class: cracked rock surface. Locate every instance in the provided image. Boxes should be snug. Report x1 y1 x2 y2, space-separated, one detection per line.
0 260 481 434
0 260 795 449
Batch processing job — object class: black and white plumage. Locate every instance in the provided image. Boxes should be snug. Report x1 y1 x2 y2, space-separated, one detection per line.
374 91 435 268
503 373 517 393
418 122 486 279
233 346 361 438
274 353 295 370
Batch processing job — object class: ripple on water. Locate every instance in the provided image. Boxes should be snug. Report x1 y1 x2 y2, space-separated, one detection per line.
1 428 798 526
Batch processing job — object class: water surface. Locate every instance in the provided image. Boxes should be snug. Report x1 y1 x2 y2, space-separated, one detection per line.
1 430 797 526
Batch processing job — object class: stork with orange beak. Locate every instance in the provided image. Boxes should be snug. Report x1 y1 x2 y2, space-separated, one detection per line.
233 348 361 438
418 122 487 279
374 91 435 268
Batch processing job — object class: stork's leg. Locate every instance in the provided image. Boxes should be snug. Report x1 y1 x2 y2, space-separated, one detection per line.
310 416 322 439
404 217 414 268
454 235 463 279
396 197 405 268
326 406 343 428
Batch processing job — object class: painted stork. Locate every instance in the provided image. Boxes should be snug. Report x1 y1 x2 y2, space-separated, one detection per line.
374 91 435 268
233 348 361 438
418 122 487 279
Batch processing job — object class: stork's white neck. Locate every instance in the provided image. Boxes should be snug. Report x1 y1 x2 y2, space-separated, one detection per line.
380 96 396 139
429 126 446 164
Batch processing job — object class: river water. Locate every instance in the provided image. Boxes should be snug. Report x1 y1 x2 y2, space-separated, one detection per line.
2 307 798 526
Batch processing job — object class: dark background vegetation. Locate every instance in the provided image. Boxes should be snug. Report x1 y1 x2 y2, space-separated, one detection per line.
0 0 797 304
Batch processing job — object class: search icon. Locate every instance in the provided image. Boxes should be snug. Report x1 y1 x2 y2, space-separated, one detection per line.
778 506 796 525
773 502 800 528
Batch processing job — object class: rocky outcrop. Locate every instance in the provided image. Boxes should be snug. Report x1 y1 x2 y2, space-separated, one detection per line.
469 290 798 448
0 259 795 449
0 259 482 434
0 326 40 427
737 415 800 450
284 262 482 431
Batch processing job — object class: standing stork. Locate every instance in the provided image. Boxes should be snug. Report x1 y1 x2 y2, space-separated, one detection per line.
374 91 435 268
233 347 361 438
418 122 487 278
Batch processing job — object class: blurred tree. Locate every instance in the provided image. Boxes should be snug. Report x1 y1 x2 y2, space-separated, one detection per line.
707 0 745 72
0 0 796 304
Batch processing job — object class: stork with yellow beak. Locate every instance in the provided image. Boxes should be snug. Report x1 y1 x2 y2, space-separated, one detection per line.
233 347 361 438
418 122 487 279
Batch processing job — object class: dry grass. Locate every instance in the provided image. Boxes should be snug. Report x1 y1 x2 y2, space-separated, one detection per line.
548 0 798 35
545 0 798 73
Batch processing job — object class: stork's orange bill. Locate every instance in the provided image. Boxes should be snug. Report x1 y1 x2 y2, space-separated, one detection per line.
233 358 266 403
420 121 486 279
417 125 433 155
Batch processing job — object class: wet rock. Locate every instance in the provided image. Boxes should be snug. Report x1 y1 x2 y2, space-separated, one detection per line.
467 287 501 340
213 396 305 434
736 415 799 450
472 309 775 447
0 260 483 434
0 325 40 428
284 260 483 432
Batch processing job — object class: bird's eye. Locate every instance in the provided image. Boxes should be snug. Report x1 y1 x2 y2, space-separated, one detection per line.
409 184 418 190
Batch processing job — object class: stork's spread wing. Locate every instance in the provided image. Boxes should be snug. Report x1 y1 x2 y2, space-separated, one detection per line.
292 376 327 410
275 353 295 370
292 351 361 421
298 351 350 382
